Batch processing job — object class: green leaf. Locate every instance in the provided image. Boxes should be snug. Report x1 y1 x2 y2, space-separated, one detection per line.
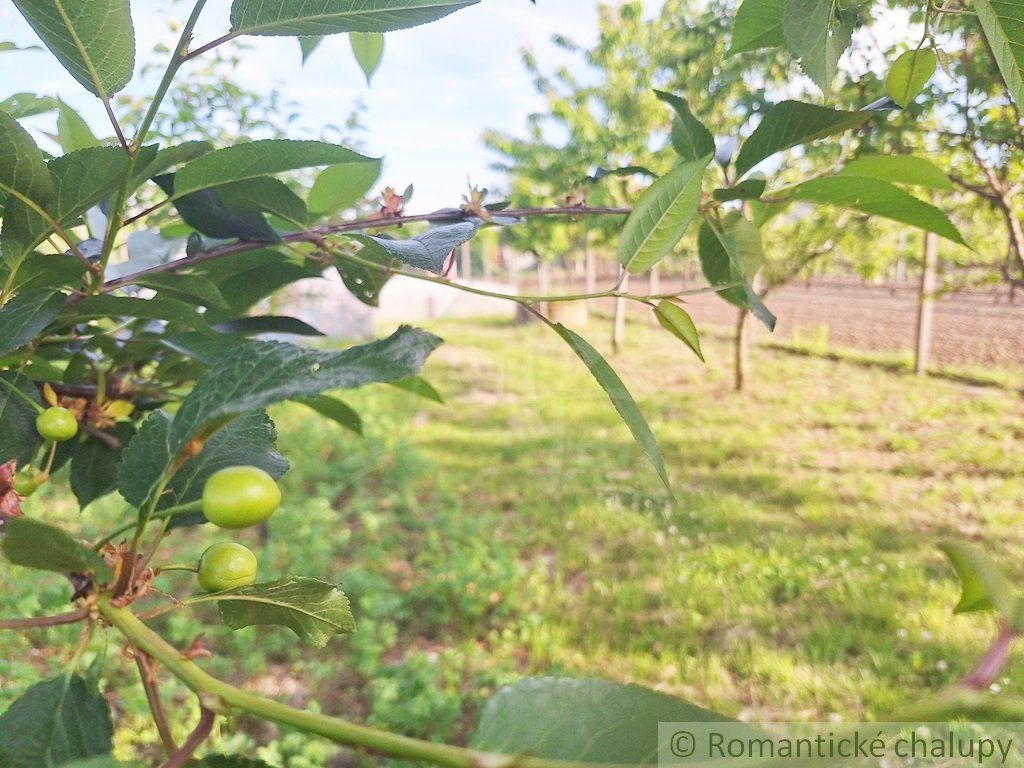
975 0 1024 111
214 315 325 337
0 371 43 465
939 541 1017 618
169 327 440 455
204 252 323 313
230 0 478 36
697 222 745 305
135 141 213 186
2 517 112 580
351 221 480 274
153 174 280 243
734 101 871 177
782 0 855 92
298 395 363 435
551 324 669 489
839 155 953 191
115 411 173 510
299 36 323 64
217 176 309 227
173 140 377 197
654 301 704 362
713 173 767 202
654 90 715 163
617 155 710 274
56 100 99 153
308 158 382 215
207 577 355 648
119 411 288 514
2 253 85 294
470 677 732 761
350 32 384 84
388 375 444 403
0 674 113 768
0 109 54 207
0 42 41 53
0 92 60 119
134 273 230 311
335 249 393 307
3 145 146 264
698 218 777 331
885 48 937 108
126 330 439 507
11 0 135 98
728 0 787 54
70 424 133 509
0 289 65 357
60 295 216 334
789 176 966 246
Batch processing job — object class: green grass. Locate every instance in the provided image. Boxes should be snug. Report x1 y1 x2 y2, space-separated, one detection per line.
2 318 1023 766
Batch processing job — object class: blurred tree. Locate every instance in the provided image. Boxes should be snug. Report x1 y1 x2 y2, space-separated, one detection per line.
490 0 1021 385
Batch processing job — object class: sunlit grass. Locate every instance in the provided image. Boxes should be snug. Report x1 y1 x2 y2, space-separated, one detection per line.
2 317 1022 764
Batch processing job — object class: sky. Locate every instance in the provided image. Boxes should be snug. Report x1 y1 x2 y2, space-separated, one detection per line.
0 1 638 211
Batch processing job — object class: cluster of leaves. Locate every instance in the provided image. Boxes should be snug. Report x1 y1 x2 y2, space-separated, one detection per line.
0 0 1021 766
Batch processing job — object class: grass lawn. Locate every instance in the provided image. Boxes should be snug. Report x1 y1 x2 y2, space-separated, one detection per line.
2 317 1022 766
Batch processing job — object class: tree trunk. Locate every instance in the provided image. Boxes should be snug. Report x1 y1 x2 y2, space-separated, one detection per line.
733 271 763 391
585 237 597 294
537 260 551 317
914 232 939 376
734 308 750 392
648 265 660 295
460 242 472 281
647 266 661 325
612 272 629 353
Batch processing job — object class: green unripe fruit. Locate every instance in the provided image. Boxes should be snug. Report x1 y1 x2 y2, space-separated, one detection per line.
35 407 79 442
12 473 39 497
197 542 258 592
201 466 281 529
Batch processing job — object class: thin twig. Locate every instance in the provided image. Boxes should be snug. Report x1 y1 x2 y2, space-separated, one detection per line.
135 651 178 757
101 206 631 292
962 623 1016 690
0 609 88 631
103 99 130 153
161 707 215 768
80 423 124 451
183 31 239 61
124 199 172 226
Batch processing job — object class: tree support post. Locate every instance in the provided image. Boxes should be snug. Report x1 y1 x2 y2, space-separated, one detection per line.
914 231 939 376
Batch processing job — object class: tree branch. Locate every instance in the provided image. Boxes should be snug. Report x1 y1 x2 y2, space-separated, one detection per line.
135 651 178 757
161 707 215 768
0 609 88 631
100 206 631 293
100 599 636 768
102 99 130 154
80 423 124 451
962 623 1016 690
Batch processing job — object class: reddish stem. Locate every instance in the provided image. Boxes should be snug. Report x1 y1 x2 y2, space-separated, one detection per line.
161 707 215 768
962 623 1016 690
100 206 631 293
0 609 88 630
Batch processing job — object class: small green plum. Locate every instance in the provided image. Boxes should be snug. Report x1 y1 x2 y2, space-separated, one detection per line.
35 407 79 442
12 473 39 497
197 542 258 592
201 466 282 529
